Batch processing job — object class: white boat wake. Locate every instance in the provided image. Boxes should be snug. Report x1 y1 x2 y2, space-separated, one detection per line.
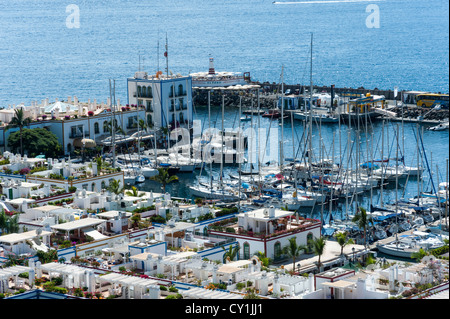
273 0 383 4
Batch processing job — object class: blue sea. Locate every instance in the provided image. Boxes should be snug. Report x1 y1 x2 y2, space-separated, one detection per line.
0 0 448 218
0 0 448 107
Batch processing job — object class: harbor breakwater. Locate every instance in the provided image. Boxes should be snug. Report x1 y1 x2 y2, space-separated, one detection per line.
192 84 449 122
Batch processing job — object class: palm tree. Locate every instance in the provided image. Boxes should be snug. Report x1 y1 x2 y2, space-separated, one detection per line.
0 209 19 234
105 119 125 135
283 237 307 272
125 186 144 197
95 156 103 173
309 236 327 271
0 208 7 234
138 119 147 131
151 168 178 193
254 251 270 267
222 244 240 262
107 179 123 194
5 108 32 156
7 213 19 234
352 206 373 247
334 232 355 256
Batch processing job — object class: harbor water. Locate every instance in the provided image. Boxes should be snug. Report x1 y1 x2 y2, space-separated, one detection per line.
0 0 448 220
136 103 449 221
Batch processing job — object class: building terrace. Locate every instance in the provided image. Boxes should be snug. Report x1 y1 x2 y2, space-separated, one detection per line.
207 207 321 240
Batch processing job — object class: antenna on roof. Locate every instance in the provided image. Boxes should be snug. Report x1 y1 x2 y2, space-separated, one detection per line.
157 30 160 74
164 32 169 77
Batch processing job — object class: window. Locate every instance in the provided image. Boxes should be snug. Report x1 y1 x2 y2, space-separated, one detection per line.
169 85 174 97
67 143 72 154
306 232 314 251
179 112 184 124
146 100 153 112
103 121 109 133
91 183 96 192
127 116 137 129
94 122 99 134
147 114 153 126
70 125 84 138
243 242 250 260
178 84 184 96
101 181 106 189
137 85 142 97
274 241 281 259
141 86 146 98
147 86 152 98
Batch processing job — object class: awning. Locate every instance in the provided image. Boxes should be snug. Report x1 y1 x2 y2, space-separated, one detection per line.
83 228 108 240
321 280 355 289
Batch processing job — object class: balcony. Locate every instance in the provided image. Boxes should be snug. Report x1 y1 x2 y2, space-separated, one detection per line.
69 131 89 139
126 122 138 129
207 216 321 239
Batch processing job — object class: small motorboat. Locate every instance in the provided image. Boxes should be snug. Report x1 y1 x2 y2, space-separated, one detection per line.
262 108 282 118
427 121 449 131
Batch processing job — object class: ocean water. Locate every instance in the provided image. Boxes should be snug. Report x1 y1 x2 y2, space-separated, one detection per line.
0 0 448 107
0 0 448 218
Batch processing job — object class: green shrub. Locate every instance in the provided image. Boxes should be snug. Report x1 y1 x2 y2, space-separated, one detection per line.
150 215 166 223
225 227 236 234
51 276 63 285
236 282 245 291
160 285 168 291
52 287 68 294
169 286 178 293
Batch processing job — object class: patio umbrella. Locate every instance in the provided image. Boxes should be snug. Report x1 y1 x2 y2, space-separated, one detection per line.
73 138 96 148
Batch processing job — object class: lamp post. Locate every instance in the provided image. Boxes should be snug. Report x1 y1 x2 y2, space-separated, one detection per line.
352 247 356 265
297 263 301 274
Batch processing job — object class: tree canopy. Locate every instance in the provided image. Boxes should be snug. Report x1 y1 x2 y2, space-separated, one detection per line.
7 127 62 158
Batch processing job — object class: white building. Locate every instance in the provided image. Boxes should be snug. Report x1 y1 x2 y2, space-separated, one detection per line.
208 206 322 260
0 96 146 156
127 71 193 130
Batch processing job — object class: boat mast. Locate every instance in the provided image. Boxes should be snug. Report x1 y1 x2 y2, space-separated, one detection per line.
220 92 225 191
380 120 385 207
136 80 141 168
111 79 117 169
308 33 313 171
280 66 285 201
238 93 242 210
208 89 213 192
165 32 169 78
